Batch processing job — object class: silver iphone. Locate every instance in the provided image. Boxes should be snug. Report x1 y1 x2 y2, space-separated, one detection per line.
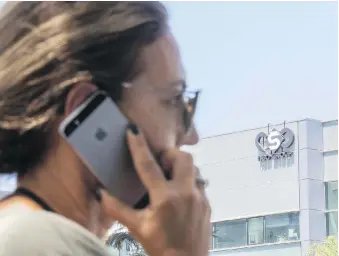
58 91 148 208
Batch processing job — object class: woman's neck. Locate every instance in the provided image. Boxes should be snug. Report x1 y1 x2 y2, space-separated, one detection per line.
17 161 103 234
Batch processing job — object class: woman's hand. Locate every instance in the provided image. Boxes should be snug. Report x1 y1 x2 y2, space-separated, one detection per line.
102 125 211 256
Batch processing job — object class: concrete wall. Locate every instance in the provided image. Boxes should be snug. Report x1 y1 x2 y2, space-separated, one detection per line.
188 122 299 222
210 243 301 256
297 119 326 256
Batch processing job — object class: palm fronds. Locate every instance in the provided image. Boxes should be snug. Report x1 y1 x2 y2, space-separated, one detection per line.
308 236 338 256
105 231 141 250
105 222 146 256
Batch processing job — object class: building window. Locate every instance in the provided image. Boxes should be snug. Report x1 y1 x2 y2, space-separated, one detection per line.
265 212 299 243
326 211 338 236
248 217 264 245
325 181 338 236
326 181 338 210
210 212 300 250
213 219 247 249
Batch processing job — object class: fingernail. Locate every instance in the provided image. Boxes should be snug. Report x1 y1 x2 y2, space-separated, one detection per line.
128 123 139 135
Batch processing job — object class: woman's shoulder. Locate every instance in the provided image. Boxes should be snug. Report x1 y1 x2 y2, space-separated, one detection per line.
0 204 117 256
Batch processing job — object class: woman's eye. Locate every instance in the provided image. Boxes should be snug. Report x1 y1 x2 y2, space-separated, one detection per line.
169 94 183 105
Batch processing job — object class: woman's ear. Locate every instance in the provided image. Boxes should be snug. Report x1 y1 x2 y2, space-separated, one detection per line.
64 83 97 116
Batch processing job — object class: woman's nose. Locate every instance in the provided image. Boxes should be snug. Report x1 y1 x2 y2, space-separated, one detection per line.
182 125 199 146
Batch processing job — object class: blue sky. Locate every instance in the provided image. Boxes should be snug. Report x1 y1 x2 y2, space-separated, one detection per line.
165 1 338 137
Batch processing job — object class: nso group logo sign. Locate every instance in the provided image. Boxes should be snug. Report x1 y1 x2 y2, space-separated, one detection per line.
255 128 295 162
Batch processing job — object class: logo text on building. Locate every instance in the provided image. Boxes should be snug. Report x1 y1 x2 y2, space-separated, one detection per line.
255 128 294 162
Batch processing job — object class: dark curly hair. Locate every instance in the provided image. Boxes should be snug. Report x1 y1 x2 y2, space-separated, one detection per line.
0 1 168 175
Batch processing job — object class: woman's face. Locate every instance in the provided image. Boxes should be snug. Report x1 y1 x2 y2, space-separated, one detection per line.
119 33 199 156
99 33 199 237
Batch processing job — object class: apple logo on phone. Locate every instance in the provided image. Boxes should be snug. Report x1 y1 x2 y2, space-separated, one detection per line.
95 128 107 141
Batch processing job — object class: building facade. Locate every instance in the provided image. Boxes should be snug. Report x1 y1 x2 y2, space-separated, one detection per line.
185 118 338 256
0 173 16 199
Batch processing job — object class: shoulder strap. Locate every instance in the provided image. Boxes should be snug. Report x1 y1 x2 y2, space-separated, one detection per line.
2 187 55 212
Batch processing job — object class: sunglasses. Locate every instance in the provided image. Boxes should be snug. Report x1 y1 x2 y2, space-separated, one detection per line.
120 81 201 134
181 89 201 134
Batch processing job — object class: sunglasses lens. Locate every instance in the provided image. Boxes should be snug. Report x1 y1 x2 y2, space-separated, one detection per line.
183 91 200 133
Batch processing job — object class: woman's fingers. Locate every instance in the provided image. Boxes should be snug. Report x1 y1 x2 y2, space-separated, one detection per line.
126 126 168 201
160 149 195 189
101 189 140 231
102 125 212 256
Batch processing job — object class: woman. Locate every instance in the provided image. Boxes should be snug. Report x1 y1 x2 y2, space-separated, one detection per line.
0 2 211 256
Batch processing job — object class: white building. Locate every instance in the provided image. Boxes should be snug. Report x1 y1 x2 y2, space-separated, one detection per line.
0 173 16 199
186 118 338 256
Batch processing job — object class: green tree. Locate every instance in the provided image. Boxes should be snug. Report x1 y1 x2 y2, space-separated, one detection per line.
105 223 146 256
308 236 338 256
